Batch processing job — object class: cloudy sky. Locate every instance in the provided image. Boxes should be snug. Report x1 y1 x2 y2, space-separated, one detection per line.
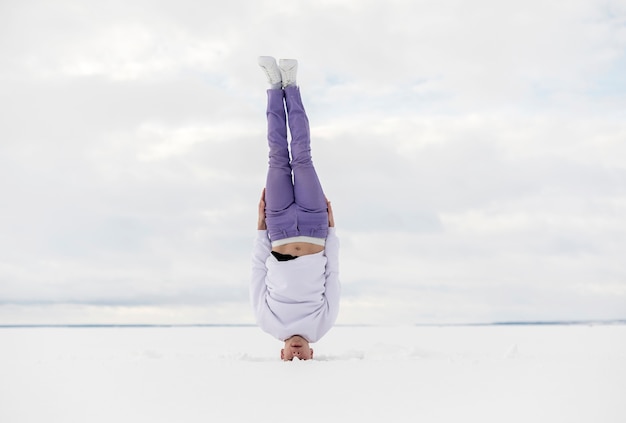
1 0 625 325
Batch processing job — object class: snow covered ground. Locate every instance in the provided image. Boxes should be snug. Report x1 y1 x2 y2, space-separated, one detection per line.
1 324 624 423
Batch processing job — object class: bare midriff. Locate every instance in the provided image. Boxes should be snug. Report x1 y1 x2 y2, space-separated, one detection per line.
272 242 324 256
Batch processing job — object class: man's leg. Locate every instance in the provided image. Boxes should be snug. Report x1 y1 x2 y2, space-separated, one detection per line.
264 89 296 240
284 86 328 235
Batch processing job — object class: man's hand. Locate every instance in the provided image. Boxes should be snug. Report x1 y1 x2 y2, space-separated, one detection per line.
326 198 335 228
258 188 267 230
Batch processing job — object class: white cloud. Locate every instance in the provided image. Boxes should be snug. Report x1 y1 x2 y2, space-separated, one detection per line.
1 0 625 324
49 25 228 81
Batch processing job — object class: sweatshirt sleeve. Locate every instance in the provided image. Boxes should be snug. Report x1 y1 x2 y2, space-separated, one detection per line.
324 227 341 321
250 230 271 316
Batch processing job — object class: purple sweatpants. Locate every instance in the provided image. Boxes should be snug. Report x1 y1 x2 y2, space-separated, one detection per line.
264 86 329 242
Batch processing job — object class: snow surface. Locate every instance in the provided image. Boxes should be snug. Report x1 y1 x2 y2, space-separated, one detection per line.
1 324 625 422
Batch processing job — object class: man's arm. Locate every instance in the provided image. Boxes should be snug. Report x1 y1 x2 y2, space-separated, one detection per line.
250 230 271 315
250 189 270 315
324 200 340 322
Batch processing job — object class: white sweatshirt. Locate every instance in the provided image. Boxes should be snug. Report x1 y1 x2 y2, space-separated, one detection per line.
250 227 340 342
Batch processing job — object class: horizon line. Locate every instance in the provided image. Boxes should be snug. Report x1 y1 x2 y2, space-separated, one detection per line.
1 319 625 329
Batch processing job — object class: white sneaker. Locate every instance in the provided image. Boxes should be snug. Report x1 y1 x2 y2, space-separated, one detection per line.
279 59 298 88
258 56 282 89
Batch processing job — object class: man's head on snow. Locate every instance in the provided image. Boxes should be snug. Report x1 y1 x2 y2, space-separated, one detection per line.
281 335 314 361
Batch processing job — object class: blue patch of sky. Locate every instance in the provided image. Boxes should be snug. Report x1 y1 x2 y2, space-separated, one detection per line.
586 4 626 100
324 73 348 86
588 55 626 98
310 75 458 119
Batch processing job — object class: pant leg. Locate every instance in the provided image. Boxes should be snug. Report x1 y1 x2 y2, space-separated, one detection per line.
264 89 297 241
284 86 328 237
284 86 327 211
